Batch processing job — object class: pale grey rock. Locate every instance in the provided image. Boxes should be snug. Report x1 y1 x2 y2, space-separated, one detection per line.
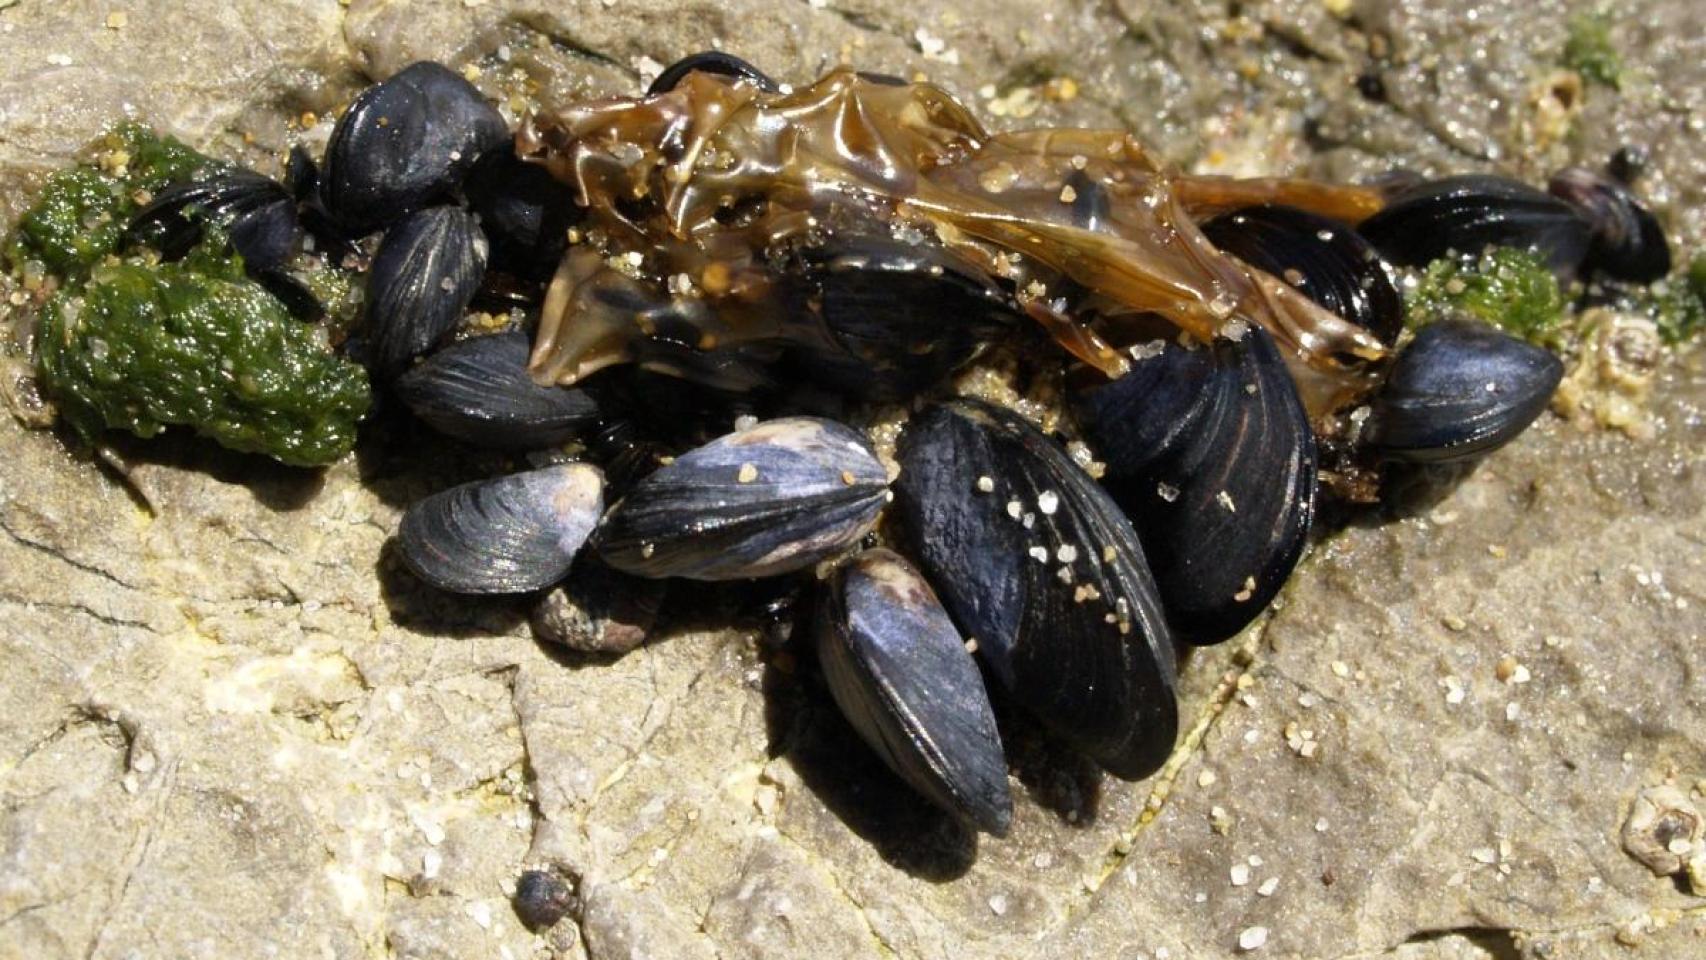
1 2 1704 960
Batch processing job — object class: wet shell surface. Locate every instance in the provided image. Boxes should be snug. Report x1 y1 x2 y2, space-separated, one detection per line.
1201 204 1402 345
126 170 301 271
1547 166 1672 283
893 399 1179 779
320 61 509 235
1359 174 1592 279
1364 319 1564 463
816 548 1012 835
364 206 489 379
594 417 889 580
1072 324 1317 646
394 330 601 449
398 463 604 595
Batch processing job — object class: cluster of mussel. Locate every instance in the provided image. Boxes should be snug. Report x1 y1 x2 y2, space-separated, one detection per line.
125 54 1670 837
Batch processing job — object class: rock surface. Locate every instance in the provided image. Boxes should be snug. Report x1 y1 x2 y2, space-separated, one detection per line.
1 1 1703 959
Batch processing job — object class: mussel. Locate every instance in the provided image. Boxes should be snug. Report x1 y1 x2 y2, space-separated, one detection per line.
363 206 488 379
398 463 604 595
594 418 888 580
1359 175 1592 280
1202 205 1402 345
1072 324 1317 646
646 50 779 94
1547 166 1671 283
816 548 1012 835
776 232 1023 399
893 399 1179 779
394 329 601 449
320 61 508 235
126 169 302 271
1363 319 1564 463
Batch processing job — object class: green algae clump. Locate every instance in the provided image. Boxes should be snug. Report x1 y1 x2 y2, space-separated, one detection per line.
1406 247 1568 348
1563 13 1623 90
35 244 370 467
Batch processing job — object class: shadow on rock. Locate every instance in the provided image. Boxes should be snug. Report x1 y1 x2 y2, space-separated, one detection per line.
374 537 529 639
97 425 327 512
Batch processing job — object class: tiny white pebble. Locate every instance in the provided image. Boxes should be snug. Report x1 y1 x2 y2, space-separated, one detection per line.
988 893 1008 916
1230 863 1250 886
1037 491 1060 515
737 463 759 483
1007 500 1024 519
1257 877 1279 896
1057 545 1079 564
1315 818 1329 832
1029 546 1050 563
1238 926 1268 951
976 475 995 493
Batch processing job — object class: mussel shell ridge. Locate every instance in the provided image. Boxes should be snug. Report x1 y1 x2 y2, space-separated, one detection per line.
1359 175 1592 278
394 330 601 449
594 418 888 580
364 206 488 379
399 463 604 595
893 399 1179 779
817 549 1012 835
1072 325 1317 646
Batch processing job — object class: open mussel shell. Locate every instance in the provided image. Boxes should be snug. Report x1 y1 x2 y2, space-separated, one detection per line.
646 50 778 94
777 232 1022 400
321 61 508 235
126 170 301 271
1359 175 1592 279
394 330 601 449
1072 324 1317 646
1547 167 1671 283
1201 205 1402 345
398 463 604 595
893 399 1179 780
816 548 1012 836
364 206 488 380
594 418 888 580
1364 319 1563 463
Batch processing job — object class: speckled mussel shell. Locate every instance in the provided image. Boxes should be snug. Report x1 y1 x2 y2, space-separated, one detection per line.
1073 324 1317 646
1202 204 1402 346
893 399 1179 780
399 463 605 595
817 548 1013 835
594 417 889 580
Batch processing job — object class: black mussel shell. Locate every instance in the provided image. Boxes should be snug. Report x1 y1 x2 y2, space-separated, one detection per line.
464 150 583 282
1359 175 1592 278
1547 167 1671 283
1072 325 1317 646
364 206 488 380
126 170 301 271
816 548 1012 835
647 51 778 95
595 418 888 580
1202 205 1402 345
394 330 600 449
321 61 509 235
1364 319 1563 463
777 233 1022 400
893 399 1179 779
399 463 604 595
